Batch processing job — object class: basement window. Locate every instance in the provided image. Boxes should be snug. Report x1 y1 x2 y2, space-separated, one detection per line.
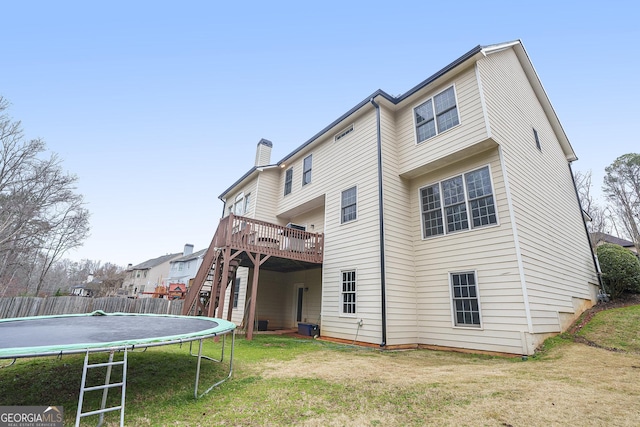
450 271 481 327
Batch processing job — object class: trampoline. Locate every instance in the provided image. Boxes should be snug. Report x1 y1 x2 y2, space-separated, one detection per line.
0 310 236 427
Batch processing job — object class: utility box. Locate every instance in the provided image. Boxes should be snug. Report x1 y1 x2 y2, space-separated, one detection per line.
298 323 319 337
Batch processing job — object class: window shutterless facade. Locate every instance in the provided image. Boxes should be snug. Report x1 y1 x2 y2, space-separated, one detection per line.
341 186 357 223
414 86 460 143
420 166 497 238
284 167 293 195
450 271 481 327
341 270 356 315
302 154 312 186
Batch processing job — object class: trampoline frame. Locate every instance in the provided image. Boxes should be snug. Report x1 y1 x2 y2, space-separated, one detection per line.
0 311 236 427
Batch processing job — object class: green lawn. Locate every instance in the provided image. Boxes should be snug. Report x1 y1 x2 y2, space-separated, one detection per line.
1 307 640 426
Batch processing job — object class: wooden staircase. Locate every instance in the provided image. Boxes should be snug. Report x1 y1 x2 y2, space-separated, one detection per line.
182 213 324 337
182 232 240 318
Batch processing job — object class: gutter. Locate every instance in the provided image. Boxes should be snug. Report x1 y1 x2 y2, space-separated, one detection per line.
370 97 387 348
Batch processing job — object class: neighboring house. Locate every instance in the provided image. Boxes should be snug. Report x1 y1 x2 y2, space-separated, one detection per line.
70 284 93 297
165 245 207 292
591 232 638 255
185 40 600 356
69 275 102 297
120 249 184 298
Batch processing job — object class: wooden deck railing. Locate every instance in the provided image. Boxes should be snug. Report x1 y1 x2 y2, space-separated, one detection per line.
217 214 324 263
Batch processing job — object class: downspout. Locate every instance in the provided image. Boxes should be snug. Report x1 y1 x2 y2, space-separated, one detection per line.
568 162 605 292
219 198 227 218
370 97 387 347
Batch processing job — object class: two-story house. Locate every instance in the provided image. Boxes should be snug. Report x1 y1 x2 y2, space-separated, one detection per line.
184 40 600 355
120 250 183 298
165 244 207 298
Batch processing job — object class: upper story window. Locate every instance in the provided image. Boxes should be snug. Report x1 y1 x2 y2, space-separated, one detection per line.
420 166 497 238
284 167 293 195
533 128 541 151
414 86 460 143
341 186 357 223
243 193 251 214
302 154 312 186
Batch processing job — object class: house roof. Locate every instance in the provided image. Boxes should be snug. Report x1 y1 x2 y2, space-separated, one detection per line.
591 232 635 248
170 248 207 263
130 252 182 270
219 40 576 200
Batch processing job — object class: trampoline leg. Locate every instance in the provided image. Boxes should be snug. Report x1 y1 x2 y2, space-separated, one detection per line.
97 351 114 426
193 330 236 399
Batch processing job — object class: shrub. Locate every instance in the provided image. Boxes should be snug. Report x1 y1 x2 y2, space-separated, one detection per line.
596 243 640 299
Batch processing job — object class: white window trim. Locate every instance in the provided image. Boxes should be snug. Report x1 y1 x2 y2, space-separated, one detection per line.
339 268 357 317
419 163 499 240
340 185 358 224
413 84 461 145
448 270 483 329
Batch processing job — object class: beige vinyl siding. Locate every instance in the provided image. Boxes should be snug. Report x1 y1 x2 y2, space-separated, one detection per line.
410 149 529 354
219 266 249 325
478 48 597 335
396 66 490 178
253 169 280 222
316 109 383 344
226 180 258 217
379 105 419 345
287 205 325 234
276 108 372 218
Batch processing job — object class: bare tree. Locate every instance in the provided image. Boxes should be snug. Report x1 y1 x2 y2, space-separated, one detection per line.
573 169 613 246
603 153 640 252
0 96 90 296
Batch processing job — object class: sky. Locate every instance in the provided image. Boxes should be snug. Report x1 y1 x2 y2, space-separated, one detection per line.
1 1 638 267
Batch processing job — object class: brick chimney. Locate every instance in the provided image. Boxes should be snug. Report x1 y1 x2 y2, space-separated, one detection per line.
255 138 273 166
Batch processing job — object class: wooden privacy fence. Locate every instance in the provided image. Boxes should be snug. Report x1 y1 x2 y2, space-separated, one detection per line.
0 296 184 319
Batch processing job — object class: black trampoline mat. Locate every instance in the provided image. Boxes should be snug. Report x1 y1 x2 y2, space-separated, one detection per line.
0 314 223 351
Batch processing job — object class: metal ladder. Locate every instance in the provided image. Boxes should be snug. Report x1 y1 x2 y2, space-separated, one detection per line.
75 348 128 427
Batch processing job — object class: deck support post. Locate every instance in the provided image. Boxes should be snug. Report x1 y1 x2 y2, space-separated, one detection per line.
245 252 271 340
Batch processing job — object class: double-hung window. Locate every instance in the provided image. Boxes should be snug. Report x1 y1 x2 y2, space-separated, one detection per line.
341 186 357 223
341 270 356 315
420 166 497 238
450 272 481 327
414 86 460 143
284 168 293 195
302 155 312 186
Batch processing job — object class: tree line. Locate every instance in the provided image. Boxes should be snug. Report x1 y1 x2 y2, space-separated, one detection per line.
0 96 126 297
574 153 640 252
